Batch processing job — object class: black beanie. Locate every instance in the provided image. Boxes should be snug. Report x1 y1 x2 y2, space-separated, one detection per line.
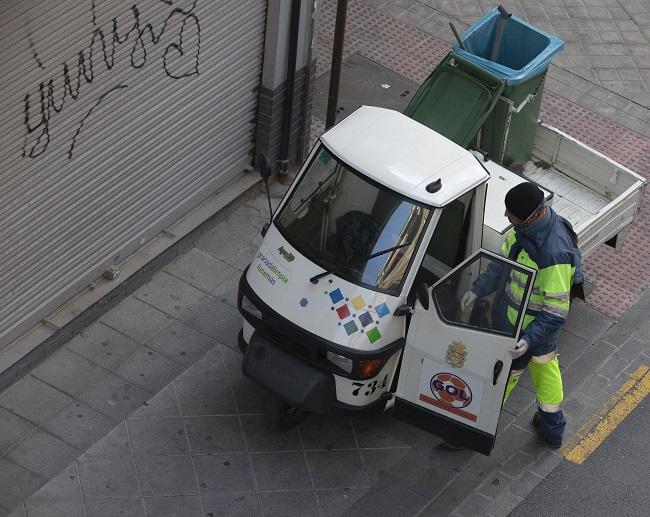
505 182 544 220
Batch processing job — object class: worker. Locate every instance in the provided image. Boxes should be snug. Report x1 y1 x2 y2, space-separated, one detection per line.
460 182 582 448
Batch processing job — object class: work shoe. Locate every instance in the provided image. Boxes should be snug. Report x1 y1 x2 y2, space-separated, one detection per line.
533 412 562 449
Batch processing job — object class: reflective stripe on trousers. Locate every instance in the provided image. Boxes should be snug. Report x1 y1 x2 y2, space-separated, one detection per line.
503 352 564 411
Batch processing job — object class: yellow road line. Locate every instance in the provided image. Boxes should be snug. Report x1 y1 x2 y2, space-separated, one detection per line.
564 364 650 465
573 365 647 438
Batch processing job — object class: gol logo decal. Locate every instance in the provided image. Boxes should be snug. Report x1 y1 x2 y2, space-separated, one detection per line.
430 373 472 409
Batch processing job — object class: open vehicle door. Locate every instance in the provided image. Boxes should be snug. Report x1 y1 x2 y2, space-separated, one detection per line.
392 249 536 455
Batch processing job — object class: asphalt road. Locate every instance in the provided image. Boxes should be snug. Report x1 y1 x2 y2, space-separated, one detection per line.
509 398 649 517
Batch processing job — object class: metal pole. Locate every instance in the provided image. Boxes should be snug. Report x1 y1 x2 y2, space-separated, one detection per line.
297 0 317 163
325 0 348 129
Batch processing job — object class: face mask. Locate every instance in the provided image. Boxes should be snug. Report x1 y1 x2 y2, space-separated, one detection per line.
512 201 545 229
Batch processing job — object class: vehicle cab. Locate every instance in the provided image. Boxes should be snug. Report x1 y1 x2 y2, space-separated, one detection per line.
237 107 536 453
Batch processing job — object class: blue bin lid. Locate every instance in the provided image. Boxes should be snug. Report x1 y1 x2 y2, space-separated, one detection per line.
452 7 564 85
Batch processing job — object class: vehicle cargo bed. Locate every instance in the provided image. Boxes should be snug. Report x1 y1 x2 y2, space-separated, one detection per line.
524 123 646 257
481 122 645 258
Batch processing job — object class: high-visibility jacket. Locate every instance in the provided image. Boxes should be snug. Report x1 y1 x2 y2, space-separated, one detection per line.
472 208 582 356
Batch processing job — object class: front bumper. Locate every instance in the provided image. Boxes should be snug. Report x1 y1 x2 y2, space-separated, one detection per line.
237 269 404 380
238 329 393 414
242 331 336 412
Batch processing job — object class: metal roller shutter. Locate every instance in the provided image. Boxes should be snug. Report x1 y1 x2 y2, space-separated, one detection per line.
0 0 267 348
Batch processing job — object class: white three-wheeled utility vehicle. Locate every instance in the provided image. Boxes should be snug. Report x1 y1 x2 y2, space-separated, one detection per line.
237 106 644 454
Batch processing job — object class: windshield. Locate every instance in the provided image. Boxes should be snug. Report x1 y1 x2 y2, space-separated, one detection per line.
276 145 432 295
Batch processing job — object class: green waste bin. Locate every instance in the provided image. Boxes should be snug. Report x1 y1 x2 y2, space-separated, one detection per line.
452 7 564 166
479 71 547 166
404 53 506 149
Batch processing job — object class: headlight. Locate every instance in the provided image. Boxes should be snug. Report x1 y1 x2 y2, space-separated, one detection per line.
241 294 263 320
326 351 353 373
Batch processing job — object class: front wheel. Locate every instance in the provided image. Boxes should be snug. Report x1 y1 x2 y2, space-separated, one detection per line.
237 328 248 354
270 397 309 430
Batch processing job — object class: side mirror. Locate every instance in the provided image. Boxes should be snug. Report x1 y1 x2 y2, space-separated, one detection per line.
257 153 274 225
393 304 412 317
415 283 430 311
257 152 273 180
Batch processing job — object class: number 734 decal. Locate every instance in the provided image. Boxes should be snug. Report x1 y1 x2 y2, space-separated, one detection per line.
351 374 389 397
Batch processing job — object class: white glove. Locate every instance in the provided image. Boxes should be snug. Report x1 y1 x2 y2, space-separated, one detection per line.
510 339 529 359
460 291 478 312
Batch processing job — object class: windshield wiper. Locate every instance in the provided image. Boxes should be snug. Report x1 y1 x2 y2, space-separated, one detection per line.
309 241 413 284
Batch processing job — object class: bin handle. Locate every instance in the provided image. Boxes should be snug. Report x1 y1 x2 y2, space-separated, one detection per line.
500 74 545 114
501 94 534 114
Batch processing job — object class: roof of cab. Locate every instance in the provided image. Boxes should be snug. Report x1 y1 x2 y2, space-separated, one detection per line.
320 106 489 207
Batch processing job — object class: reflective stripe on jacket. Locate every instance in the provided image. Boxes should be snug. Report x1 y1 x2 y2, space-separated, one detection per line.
502 229 574 333
472 208 581 356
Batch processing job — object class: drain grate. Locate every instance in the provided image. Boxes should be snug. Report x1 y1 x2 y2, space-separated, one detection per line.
312 53 418 124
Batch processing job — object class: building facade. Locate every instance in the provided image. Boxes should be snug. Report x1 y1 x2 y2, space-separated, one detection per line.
0 0 316 373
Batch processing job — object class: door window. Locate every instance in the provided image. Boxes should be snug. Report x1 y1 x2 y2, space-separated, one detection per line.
431 251 534 338
416 190 474 288
426 190 473 268
394 249 536 455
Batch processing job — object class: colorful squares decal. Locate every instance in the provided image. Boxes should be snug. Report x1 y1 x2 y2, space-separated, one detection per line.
326 288 389 344
329 288 344 304
336 305 351 320
375 302 390 318
366 327 381 343
358 311 373 328
343 320 359 336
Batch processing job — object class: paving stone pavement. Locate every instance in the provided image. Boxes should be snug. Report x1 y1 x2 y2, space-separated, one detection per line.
357 0 650 137
1 1 650 516
0 182 647 517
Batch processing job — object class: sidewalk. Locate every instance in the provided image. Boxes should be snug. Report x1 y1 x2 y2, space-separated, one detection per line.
2 188 647 517
1 1 650 516
360 0 650 137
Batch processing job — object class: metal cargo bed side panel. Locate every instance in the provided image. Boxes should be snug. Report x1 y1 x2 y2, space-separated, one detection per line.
530 123 646 257
0 0 267 349
576 186 643 256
